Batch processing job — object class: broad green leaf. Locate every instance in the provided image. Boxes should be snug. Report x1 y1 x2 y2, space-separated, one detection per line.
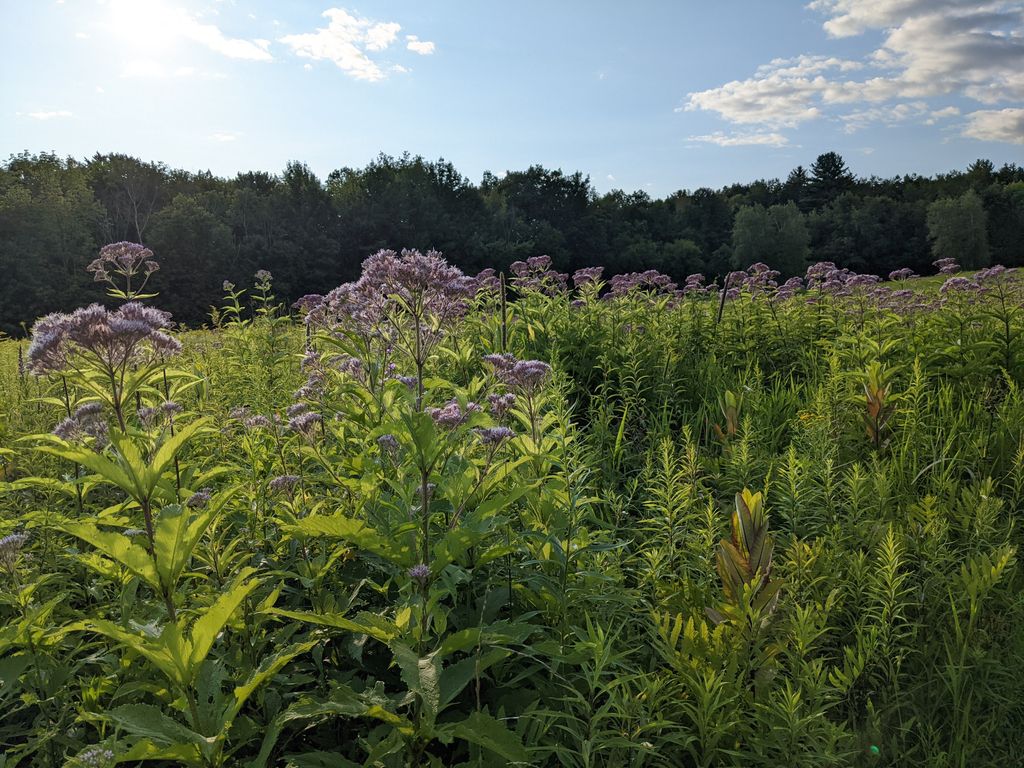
449 710 527 763
392 642 441 729
228 640 317 724
188 570 259 670
286 515 413 566
104 703 207 747
439 648 509 709
60 522 160 591
268 608 398 643
87 620 182 686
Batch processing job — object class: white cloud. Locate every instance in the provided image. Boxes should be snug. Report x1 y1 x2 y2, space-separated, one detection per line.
684 56 860 127
808 0 975 38
406 34 435 55
280 8 423 81
22 110 73 120
687 130 792 147
963 108 1024 143
209 130 241 142
606 174 616 181
925 105 961 124
95 85 105 93
684 1 1024 145
366 22 400 51
107 0 273 62
840 101 929 133
75 31 90 39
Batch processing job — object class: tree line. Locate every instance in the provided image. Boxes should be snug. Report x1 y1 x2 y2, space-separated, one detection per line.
1 149 1022 334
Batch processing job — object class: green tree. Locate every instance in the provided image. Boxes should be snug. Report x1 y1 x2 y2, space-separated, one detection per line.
147 195 234 325
807 152 854 210
926 190 990 269
731 202 809 275
0 152 104 334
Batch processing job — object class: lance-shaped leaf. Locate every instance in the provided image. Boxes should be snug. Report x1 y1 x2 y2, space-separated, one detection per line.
447 710 528 763
60 522 161 591
188 570 259 671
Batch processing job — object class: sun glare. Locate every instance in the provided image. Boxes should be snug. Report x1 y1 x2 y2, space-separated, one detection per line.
107 0 183 51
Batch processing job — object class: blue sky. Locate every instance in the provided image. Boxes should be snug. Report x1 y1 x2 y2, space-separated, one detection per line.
2 0 1022 196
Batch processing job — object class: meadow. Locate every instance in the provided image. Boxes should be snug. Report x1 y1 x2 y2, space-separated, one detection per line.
2 247 1024 767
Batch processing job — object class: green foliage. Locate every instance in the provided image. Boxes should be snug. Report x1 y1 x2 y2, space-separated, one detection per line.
7 259 1024 767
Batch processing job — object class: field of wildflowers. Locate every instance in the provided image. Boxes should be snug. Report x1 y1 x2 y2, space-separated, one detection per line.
2 246 1024 767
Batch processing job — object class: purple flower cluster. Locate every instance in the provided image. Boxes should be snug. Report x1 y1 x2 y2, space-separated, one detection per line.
268 475 300 493
940 276 980 294
292 294 324 314
933 258 960 275
310 250 475 354
608 270 677 298
377 433 400 454
88 242 159 295
186 488 212 509
475 425 515 445
28 302 180 376
408 563 430 582
572 266 604 287
474 268 500 294
53 403 109 448
288 411 322 436
254 269 273 284
888 268 917 281
138 400 181 429
484 354 553 394
0 532 28 573
426 399 481 429
487 392 516 418
76 746 116 768
683 273 708 295
803 262 880 296
977 265 1013 282
510 256 569 295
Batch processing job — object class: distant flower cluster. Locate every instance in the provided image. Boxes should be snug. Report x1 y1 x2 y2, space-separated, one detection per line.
88 242 159 297
137 400 181 429
53 402 109 448
510 256 569 295
306 249 477 341
0 532 28 574
608 270 677 298
572 266 604 287
28 302 180 376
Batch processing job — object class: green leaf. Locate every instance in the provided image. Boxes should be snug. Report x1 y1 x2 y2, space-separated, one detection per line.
282 752 361 768
439 648 509 709
450 711 527 763
268 608 399 643
60 522 160 591
228 641 317 725
188 570 259 671
147 418 210 489
392 643 441 729
286 514 413 566
103 703 207 746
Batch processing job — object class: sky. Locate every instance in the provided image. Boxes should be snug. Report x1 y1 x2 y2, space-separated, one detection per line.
1 0 1022 197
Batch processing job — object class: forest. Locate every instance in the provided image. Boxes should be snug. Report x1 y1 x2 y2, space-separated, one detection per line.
2 149 1023 334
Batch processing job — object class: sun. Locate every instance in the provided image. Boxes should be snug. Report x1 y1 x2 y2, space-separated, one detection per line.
106 0 185 52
